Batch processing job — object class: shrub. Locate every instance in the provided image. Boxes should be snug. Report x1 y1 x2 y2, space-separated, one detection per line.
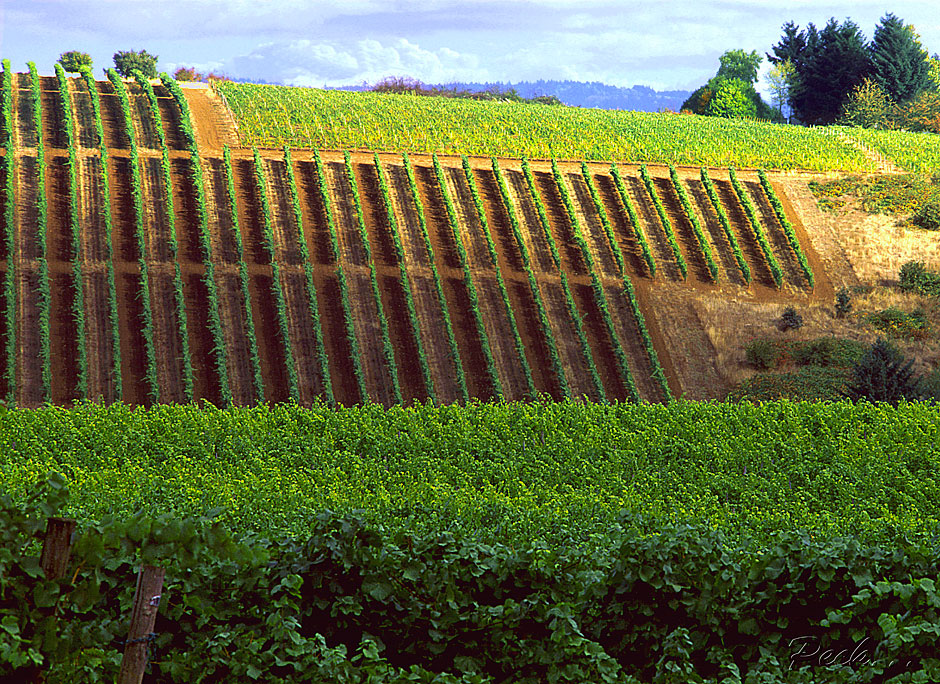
792 337 867 368
173 66 203 82
58 51 92 73
835 287 852 318
745 338 787 370
779 306 803 331
866 307 929 339
844 337 922 404
113 49 158 78
912 197 940 230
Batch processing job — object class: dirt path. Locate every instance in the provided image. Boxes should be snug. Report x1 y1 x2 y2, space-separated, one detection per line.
183 86 240 153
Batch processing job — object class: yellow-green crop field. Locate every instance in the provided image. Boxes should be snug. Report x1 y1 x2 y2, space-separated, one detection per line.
214 82 940 172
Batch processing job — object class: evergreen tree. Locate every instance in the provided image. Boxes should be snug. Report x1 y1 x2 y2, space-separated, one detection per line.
844 338 921 404
790 18 871 125
869 13 930 102
768 21 808 67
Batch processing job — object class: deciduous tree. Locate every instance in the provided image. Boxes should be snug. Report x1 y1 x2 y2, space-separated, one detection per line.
113 49 158 78
58 51 93 73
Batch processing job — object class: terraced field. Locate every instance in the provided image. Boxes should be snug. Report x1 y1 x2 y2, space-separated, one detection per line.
0 69 835 406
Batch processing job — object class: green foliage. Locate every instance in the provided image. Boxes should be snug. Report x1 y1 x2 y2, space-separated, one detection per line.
312 149 367 403
704 77 758 119
809 172 940 217
717 49 763 84
779 305 804 331
835 287 852 318
28 62 51 402
108 68 159 402
668 165 719 280
839 77 895 128
58 50 92 73
729 365 854 401
112 49 158 78
520 158 605 401
899 260 940 296
640 166 687 279
401 152 468 402
433 154 502 400
700 168 750 282
758 170 814 287
913 196 940 230
491 158 569 399
80 68 122 401
845 337 922 404
253 147 300 402
222 146 264 402
345 150 402 404
729 168 784 287
864 307 929 340
1 61 16 404
552 158 638 402
462 155 535 398
373 152 434 403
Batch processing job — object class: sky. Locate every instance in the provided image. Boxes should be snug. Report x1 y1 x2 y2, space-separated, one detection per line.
2 0 939 97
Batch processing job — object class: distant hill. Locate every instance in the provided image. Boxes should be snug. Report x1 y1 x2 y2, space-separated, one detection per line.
334 79 690 112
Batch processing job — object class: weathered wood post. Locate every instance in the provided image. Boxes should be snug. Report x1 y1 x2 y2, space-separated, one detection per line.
117 565 166 684
39 517 77 580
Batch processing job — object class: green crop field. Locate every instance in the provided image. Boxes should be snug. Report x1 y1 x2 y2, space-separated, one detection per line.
218 82 886 171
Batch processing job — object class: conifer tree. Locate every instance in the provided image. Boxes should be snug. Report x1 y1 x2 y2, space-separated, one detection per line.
844 338 921 404
869 13 930 102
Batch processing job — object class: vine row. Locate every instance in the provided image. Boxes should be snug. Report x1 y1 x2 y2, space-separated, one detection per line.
640 165 687 280
609 165 656 278
432 154 502 400
729 167 783 288
758 169 814 288
700 168 750 283
521 158 605 401
1 60 15 403
491 158 568 399
668 165 719 282
552 159 639 402
28 62 51 401
371 153 435 403
401 152 468 402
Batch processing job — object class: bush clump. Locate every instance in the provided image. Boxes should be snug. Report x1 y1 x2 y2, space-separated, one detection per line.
844 337 922 404
778 305 803 331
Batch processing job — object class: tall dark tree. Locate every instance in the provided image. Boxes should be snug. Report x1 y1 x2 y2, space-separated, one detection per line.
790 18 871 124
767 21 807 67
869 13 930 102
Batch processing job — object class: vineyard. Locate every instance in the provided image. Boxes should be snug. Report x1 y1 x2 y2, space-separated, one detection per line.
0 66 827 407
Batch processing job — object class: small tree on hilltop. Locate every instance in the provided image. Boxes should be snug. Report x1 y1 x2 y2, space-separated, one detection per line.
844 337 921 404
113 49 158 78
59 51 93 73
173 67 203 82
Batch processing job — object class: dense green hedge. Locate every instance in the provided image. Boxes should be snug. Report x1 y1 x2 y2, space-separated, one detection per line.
669 165 719 281
521 158 605 400
81 68 122 401
490 158 568 398
729 167 784 288
2 403 940 681
701 167 751 283
27 62 51 401
432 154 502 399
401 152 468 401
55 64 87 400
640 165 687 279
311 149 366 402
758 169 815 288
161 74 232 405
221 146 264 402
552 159 639 402
108 69 158 401
372 153 434 402
1 60 16 403
344 151 402 404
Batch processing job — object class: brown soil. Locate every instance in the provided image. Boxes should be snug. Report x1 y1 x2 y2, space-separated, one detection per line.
182 86 240 153
216 271 259 406
46 156 72 262
95 81 130 150
652 175 712 284
49 271 78 404
78 157 109 261
353 162 399 267
141 156 172 262
713 179 776 287
202 157 240 265
570 282 627 401
605 284 664 403
40 78 67 149
540 281 600 400
745 180 809 291
114 270 149 405
127 82 161 150
294 159 341 266
409 274 464 403
14 74 37 148
503 167 556 273
0 278 6 400
153 85 188 152
148 270 186 403
83 270 116 403
624 174 682 281
182 268 223 405
441 274 498 399
264 158 305 265
68 77 99 150
533 170 586 275
16 269 42 406
386 163 431 268
312 272 362 406
685 178 746 286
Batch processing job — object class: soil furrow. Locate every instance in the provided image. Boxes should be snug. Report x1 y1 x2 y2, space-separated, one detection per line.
714 179 776 287
685 179 745 286
533 170 586 275
504 168 555 274
567 171 620 276
652 175 712 283
625 174 681 281
745 180 805 289
69 77 99 149
540 281 599 401
605 284 662 403
594 173 648 278
83 271 115 402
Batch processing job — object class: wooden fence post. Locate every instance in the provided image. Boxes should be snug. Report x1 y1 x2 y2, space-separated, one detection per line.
117 565 166 684
39 517 76 580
